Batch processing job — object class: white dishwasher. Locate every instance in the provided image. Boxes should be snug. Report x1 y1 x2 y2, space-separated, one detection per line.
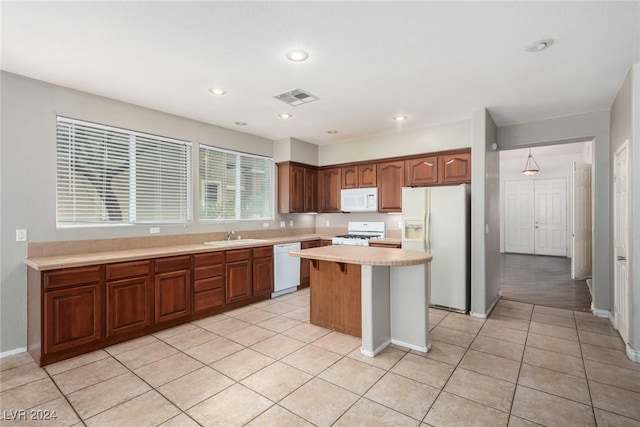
272 242 301 297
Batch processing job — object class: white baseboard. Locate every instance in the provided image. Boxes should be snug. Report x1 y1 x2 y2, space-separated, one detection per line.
391 339 431 354
0 347 27 358
626 344 640 363
470 294 500 319
591 303 611 319
360 339 392 358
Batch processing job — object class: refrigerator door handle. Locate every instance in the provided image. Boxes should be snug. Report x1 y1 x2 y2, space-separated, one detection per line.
425 210 430 252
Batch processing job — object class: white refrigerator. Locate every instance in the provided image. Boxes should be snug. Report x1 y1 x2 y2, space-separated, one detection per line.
401 184 471 312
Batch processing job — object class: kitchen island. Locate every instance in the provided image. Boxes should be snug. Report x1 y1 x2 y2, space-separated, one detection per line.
289 245 433 357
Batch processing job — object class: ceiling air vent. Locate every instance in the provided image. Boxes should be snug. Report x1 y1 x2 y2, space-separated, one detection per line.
273 88 318 106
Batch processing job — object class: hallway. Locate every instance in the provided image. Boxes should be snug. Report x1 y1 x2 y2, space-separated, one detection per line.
498 254 592 312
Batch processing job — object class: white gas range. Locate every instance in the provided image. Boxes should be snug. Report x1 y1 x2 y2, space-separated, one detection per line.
331 221 386 246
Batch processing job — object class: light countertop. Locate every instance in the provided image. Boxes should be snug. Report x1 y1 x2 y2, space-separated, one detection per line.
25 234 334 271
289 245 432 267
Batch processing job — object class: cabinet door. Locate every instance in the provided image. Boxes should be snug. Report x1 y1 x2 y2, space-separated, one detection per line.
299 240 320 288
44 283 103 354
107 276 152 337
378 160 404 212
319 168 341 212
252 256 274 296
290 165 305 213
303 167 318 212
405 157 438 186
359 163 377 187
225 260 252 303
154 270 191 323
341 166 358 189
439 152 471 184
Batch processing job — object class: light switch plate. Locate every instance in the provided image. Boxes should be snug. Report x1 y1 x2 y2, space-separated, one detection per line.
150 227 160 234
263 223 269 228
325 220 330 227
16 229 27 242
289 220 293 227
280 221 285 228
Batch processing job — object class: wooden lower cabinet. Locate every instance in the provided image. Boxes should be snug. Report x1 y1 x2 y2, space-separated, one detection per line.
252 246 274 297
107 276 152 337
225 249 252 303
44 283 103 354
299 240 320 288
310 260 361 337
154 269 192 323
193 252 225 313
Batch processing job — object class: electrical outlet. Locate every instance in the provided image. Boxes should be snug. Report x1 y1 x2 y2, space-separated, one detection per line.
16 229 27 242
325 220 330 227
150 227 160 234
263 222 269 228
289 220 293 227
398 221 402 229
280 221 285 228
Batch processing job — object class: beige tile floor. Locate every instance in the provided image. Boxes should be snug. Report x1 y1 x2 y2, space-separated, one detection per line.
2 289 639 426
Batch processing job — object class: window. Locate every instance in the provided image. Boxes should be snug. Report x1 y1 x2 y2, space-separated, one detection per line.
199 144 273 221
56 117 192 226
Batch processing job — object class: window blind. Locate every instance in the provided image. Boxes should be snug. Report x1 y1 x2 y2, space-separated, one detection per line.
199 144 273 221
56 117 192 226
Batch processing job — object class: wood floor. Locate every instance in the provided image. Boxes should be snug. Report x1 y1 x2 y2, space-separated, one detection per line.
498 253 592 312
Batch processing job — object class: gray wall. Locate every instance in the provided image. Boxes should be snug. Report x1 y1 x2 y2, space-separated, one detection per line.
497 110 611 315
470 108 500 316
609 65 639 356
273 137 319 166
0 72 316 353
318 120 471 166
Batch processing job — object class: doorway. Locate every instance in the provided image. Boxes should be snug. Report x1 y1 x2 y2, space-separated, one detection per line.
499 143 592 311
504 178 567 256
613 141 629 343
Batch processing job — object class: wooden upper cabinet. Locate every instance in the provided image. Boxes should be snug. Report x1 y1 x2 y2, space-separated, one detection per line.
405 156 438 186
319 167 341 212
303 167 317 212
341 166 358 189
341 163 377 189
277 162 317 213
439 152 471 184
378 160 404 212
359 163 377 187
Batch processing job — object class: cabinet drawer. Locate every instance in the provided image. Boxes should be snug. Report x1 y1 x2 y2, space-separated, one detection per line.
301 240 320 249
44 266 102 290
106 260 151 281
194 276 223 292
225 249 251 263
252 246 273 259
155 255 191 273
193 252 224 267
194 265 223 281
194 288 224 312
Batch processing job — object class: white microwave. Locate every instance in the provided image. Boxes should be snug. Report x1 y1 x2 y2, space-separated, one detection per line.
340 187 378 212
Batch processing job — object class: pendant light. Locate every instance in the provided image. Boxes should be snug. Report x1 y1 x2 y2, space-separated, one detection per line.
522 148 540 176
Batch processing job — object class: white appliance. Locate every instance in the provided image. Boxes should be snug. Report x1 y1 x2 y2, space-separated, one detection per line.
340 188 378 212
402 185 471 312
272 242 301 297
331 221 386 246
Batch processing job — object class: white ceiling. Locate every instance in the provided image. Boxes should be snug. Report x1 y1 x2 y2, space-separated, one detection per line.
2 1 639 145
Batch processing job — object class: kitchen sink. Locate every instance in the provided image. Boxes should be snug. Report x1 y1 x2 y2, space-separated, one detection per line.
203 238 270 246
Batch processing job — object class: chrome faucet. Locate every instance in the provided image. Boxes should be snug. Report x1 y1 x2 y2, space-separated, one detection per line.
226 229 235 241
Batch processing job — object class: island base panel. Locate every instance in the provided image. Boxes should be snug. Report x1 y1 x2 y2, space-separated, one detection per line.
361 265 391 356
391 264 430 352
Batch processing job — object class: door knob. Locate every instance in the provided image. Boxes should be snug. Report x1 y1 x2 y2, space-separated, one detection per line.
617 256 626 261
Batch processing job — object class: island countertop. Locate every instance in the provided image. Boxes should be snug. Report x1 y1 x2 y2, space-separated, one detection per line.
289 245 432 266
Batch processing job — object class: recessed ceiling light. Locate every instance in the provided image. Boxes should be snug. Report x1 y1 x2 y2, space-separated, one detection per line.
234 121 247 126
393 115 408 121
327 130 338 134
278 113 293 119
285 49 309 62
208 87 227 96
525 38 554 52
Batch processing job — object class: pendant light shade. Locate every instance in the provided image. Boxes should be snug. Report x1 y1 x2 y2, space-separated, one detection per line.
522 148 540 176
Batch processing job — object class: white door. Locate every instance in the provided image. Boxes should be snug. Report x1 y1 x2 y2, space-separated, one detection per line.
504 180 535 253
534 179 567 256
613 142 629 343
571 163 592 278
